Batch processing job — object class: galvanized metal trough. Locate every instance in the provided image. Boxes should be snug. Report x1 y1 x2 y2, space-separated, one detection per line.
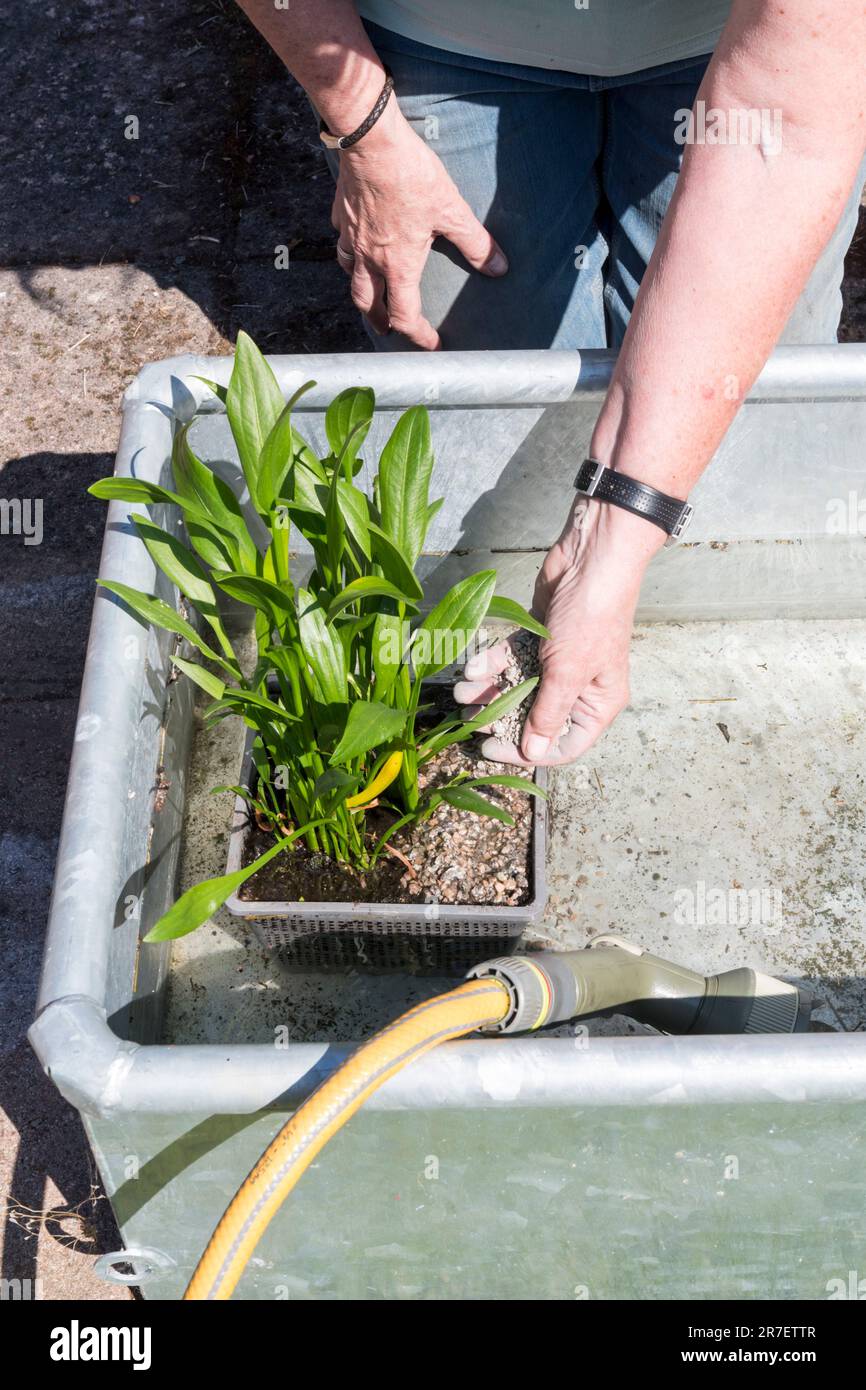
29 347 866 1299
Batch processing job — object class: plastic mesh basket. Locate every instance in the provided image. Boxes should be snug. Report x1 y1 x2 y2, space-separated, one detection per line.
224 733 548 973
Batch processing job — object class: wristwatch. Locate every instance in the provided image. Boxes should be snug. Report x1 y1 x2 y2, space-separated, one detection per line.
574 458 693 545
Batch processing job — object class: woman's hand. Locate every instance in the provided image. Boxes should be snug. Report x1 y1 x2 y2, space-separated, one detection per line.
332 99 508 349
454 499 664 766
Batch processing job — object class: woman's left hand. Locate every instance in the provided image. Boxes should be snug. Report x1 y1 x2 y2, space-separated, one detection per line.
454 497 663 766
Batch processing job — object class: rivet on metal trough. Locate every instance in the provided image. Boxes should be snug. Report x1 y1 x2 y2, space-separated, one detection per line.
93 1248 176 1285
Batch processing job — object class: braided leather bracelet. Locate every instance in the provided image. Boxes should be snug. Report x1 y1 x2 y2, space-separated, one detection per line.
319 69 394 151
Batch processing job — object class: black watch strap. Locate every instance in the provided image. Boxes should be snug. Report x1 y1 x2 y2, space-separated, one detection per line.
574 458 693 545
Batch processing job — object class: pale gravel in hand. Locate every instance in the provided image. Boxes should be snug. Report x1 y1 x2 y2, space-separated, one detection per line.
486 628 572 749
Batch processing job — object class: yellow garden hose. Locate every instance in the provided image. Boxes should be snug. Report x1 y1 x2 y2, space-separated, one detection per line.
184 978 511 1300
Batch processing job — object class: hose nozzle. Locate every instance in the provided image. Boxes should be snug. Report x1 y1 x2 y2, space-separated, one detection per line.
467 935 811 1036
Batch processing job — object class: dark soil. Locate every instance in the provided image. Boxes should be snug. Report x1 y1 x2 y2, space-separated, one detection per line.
238 740 536 908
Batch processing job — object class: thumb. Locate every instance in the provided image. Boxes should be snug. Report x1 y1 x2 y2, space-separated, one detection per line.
520 650 581 763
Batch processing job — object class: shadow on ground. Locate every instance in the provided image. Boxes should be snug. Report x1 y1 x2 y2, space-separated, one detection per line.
0 0 367 352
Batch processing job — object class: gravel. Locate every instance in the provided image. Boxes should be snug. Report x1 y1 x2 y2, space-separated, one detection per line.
487 628 572 749
240 735 535 908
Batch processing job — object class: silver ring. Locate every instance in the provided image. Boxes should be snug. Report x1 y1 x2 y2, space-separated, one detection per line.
336 243 355 269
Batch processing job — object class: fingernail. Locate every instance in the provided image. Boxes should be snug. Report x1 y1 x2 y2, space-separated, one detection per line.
485 249 509 276
463 654 487 679
524 734 549 762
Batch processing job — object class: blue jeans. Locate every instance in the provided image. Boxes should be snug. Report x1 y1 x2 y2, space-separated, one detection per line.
344 20 864 351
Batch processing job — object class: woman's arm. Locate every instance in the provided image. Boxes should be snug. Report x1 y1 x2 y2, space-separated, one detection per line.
236 0 388 137
235 0 507 348
593 0 866 499
461 0 866 764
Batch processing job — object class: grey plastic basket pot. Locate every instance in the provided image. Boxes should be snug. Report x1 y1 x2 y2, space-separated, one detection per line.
225 729 548 972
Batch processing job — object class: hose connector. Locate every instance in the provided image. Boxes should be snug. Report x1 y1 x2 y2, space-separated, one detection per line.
465 954 579 1034
468 938 811 1036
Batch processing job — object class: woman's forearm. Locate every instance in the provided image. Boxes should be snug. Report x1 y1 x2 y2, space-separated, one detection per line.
235 0 387 133
591 0 866 518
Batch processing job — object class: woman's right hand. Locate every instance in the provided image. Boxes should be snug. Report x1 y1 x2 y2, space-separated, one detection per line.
332 94 508 348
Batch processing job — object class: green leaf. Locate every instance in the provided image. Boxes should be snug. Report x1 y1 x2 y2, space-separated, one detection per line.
292 428 325 478
184 520 236 573
486 597 552 641
462 677 538 734
91 476 236 570
325 387 374 475
131 516 217 609
142 820 328 941
313 767 355 798
372 610 406 700
330 700 408 764
173 655 226 701
89 476 185 509
95 580 235 672
412 570 497 680
287 460 326 516
367 522 423 601
297 587 348 705
214 572 294 621
218 688 300 723
325 463 346 581
418 677 538 758
439 785 514 826
258 379 316 513
336 479 371 560
172 426 257 568
313 766 361 812
131 516 235 657
377 405 434 564
327 576 418 621
225 330 286 511
463 774 547 799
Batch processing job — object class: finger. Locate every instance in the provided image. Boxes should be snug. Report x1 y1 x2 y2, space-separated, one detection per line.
478 736 533 767
336 238 356 275
519 655 583 764
453 678 500 707
351 262 388 335
551 681 630 762
385 275 441 351
514 675 629 767
462 641 510 683
438 198 509 276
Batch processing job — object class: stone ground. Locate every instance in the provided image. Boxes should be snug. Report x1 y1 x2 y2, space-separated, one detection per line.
0 0 864 1300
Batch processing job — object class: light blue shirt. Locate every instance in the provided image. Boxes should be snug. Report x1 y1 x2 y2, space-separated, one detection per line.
358 1 731 76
